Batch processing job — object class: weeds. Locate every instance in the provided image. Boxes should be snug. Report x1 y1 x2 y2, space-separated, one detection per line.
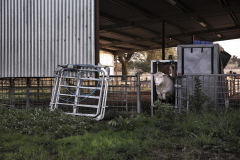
189 76 214 112
1 105 240 159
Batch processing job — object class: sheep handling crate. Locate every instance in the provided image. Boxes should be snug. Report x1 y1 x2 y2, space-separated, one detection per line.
151 60 178 115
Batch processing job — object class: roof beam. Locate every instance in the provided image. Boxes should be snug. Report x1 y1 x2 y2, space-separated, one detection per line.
100 36 120 43
108 0 190 34
100 36 149 49
100 25 240 47
114 44 179 54
100 48 116 53
102 30 140 39
218 0 239 26
167 0 223 37
101 5 240 30
106 46 133 51
100 12 161 36
100 9 191 43
109 0 157 19
100 12 165 45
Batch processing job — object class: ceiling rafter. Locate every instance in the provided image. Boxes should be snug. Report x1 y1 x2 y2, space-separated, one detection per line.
100 12 161 36
218 0 239 26
100 36 120 43
100 36 149 49
100 5 240 30
100 12 165 46
101 30 140 40
102 1 194 44
167 0 223 37
114 44 179 54
100 48 116 53
109 0 157 19
106 46 133 51
108 0 199 36
100 25 240 47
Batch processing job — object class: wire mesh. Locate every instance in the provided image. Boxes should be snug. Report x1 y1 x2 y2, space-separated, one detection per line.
106 75 138 112
0 78 53 108
175 74 240 111
0 74 142 113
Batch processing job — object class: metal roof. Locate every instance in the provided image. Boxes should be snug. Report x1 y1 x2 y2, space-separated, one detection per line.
99 0 240 54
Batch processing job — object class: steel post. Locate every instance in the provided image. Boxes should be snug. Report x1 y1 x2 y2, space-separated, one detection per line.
136 72 141 114
26 78 30 108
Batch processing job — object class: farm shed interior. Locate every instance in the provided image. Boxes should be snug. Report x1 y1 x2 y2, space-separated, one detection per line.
99 0 240 55
1 0 240 110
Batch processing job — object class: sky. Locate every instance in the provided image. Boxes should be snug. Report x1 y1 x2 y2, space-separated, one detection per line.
215 38 240 57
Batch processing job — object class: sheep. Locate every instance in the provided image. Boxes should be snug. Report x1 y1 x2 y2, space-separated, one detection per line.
154 72 174 103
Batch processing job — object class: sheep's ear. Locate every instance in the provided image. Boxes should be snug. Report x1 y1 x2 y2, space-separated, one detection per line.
163 73 167 76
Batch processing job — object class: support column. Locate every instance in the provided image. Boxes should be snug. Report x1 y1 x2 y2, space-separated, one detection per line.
37 78 40 101
9 78 13 107
191 35 195 44
137 72 141 114
26 78 30 108
162 21 165 60
95 0 100 65
115 55 118 75
94 0 100 100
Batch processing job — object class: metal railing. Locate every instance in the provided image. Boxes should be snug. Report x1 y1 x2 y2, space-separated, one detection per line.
175 74 240 112
0 78 54 108
0 73 141 114
106 73 141 113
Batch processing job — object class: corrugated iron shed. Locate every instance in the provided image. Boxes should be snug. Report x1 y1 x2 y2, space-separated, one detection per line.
0 0 95 77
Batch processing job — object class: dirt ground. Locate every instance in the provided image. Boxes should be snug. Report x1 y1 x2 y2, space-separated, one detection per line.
140 91 152 113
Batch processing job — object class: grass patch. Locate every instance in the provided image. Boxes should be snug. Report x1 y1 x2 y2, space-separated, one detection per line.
1 105 240 159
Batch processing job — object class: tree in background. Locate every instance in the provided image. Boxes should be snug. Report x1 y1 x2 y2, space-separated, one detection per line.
118 52 134 75
116 47 177 75
144 47 177 65
129 47 177 74
231 55 238 63
228 55 240 67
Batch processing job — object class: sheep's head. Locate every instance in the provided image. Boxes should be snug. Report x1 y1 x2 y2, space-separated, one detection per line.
154 72 167 86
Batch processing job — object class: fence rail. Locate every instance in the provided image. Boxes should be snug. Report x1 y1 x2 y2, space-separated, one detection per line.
175 74 240 112
0 74 144 114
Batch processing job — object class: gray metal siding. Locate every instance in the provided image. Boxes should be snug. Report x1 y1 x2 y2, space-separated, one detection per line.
0 0 95 77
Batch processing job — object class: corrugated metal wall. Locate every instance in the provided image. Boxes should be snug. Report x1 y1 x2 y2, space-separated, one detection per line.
0 0 95 77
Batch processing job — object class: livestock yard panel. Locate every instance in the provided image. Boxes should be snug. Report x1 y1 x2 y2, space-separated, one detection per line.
175 74 240 112
0 74 148 114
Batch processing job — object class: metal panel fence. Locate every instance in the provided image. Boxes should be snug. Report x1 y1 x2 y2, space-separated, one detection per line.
0 0 95 77
0 74 143 113
175 74 240 112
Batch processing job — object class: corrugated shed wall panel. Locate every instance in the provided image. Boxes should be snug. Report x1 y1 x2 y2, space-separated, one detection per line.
0 0 95 77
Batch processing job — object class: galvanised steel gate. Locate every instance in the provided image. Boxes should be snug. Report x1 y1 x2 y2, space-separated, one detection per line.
0 74 141 114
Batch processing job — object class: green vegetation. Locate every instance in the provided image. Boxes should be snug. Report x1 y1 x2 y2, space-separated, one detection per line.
1 105 240 159
189 76 214 112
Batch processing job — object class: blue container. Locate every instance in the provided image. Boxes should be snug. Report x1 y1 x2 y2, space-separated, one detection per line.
193 40 201 44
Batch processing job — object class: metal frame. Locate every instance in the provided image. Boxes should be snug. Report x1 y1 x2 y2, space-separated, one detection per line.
49 64 110 120
151 60 178 115
106 73 141 114
175 74 240 112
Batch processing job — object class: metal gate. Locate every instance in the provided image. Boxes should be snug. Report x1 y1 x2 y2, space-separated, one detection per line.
49 64 110 120
0 73 141 114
